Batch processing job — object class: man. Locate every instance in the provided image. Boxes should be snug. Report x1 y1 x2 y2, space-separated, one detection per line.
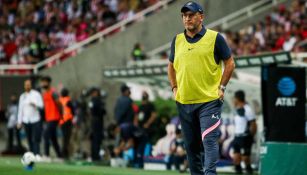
40 76 62 158
232 90 257 174
113 123 147 168
59 88 75 159
88 87 106 161
6 94 22 152
167 2 235 175
114 84 135 125
17 79 44 159
137 91 157 143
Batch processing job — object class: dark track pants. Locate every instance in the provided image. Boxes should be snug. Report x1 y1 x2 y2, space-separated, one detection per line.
177 99 222 175
61 120 72 159
24 121 42 155
44 121 62 157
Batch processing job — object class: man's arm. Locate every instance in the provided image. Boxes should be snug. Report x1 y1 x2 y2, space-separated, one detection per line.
144 111 157 129
249 120 257 136
52 92 63 115
219 56 235 100
168 62 177 97
220 56 235 86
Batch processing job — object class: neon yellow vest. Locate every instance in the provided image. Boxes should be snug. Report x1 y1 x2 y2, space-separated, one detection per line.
174 29 222 104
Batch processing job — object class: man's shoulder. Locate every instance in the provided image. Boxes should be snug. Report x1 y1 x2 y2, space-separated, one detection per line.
119 96 132 102
244 104 255 117
31 89 41 95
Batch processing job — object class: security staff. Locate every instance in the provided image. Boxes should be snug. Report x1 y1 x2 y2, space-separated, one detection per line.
89 87 106 161
232 90 257 174
167 2 235 175
41 76 62 158
59 88 74 159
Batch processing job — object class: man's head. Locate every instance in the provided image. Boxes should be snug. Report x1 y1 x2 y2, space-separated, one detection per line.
120 84 130 96
233 90 245 107
10 93 17 103
61 88 69 97
142 91 149 101
24 79 32 92
181 1 204 32
40 76 52 89
89 87 100 97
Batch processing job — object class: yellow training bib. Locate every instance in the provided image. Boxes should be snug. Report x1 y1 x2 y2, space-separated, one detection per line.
174 29 222 104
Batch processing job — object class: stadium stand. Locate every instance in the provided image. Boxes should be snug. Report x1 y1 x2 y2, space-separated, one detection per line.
0 0 162 65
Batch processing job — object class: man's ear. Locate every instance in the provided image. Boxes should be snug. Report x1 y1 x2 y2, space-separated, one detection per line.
200 14 205 23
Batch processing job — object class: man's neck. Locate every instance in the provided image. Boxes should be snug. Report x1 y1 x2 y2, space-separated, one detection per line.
237 102 246 108
186 25 202 38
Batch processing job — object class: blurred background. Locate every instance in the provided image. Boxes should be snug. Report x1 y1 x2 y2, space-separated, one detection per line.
0 0 306 175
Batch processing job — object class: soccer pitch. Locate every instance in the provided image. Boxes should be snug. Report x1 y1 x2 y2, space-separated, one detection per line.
0 157 253 175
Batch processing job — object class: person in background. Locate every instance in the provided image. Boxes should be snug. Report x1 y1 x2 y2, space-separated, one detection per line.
114 84 135 125
160 51 168 60
5 94 22 152
137 91 157 144
131 43 146 61
17 79 44 160
89 87 106 161
59 88 75 159
169 126 188 173
232 90 257 174
40 76 62 159
113 123 147 168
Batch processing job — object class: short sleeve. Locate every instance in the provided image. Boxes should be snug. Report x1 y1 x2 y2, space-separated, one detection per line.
169 36 176 63
214 33 231 62
245 106 256 121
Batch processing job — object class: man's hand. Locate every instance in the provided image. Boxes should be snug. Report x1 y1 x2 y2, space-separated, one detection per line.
218 89 224 101
17 123 23 129
30 102 36 108
173 87 177 99
143 123 149 129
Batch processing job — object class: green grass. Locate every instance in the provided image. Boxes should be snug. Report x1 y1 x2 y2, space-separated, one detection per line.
0 157 246 175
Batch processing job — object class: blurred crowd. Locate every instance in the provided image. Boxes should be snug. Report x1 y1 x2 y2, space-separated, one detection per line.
223 0 307 56
0 0 159 65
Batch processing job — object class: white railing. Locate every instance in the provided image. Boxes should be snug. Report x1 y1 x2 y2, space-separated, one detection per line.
147 0 287 58
0 0 174 75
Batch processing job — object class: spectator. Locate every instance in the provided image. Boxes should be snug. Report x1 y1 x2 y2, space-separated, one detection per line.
59 88 75 159
114 84 135 125
160 51 168 60
137 91 157 144
169 126 188 172
0 0 161 65
5 94 22 152
17 79 44 160
113 122 147 168
152 124 176 159
40 76 62 159
131 43 146 61
88 87 106 161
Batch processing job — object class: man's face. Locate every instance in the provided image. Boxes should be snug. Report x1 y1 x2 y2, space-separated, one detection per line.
24 80 32 92
40 80 49 89
182 11 203 32
233 97 240 108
